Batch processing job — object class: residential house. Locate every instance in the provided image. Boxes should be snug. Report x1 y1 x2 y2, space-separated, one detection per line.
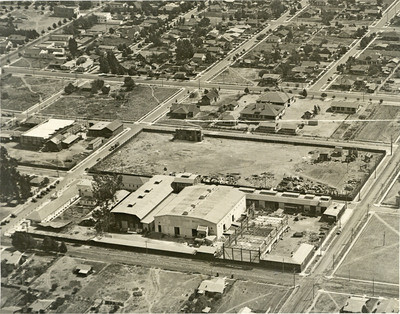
169 103 200 119
332 77 354 91
87 120 123 138
256 91 293 107
217 112 237 126
240 103 285 121
198 89 219 106
257 121 281 133
259 74 282 86
340 296 369 313
278 122 300 135
192 53 206 63
94 12 112 24
330 101 359 114
380 31 400 42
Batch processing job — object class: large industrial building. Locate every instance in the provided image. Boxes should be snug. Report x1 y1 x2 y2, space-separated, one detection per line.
154 185 246 238
20 119 75 148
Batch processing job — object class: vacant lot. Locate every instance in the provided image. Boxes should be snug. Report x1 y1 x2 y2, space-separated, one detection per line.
214 280 291 313
41 85 179 121
354 105 400 144
212 67 261 86
382 175 400 207
309 291 355 313
11 57 54 69
96 131 380 192
335 212 399 284
65 264 205 313
1 75 69 111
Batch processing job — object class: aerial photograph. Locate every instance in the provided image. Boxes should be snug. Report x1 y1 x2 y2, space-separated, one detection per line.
0 0 399 313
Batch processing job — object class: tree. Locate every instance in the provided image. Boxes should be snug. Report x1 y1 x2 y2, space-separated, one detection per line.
64 83 76 94
42 236 59 252
11 232 37 251
302 89 307 98
59 241 67 253
123 77 135 91
99 56 110 73
52 23 57 29
176 39 193 61
68 37 78 57
271 0 286 18
92 174 123 234
91 79 104 93
101 85 111 95
58 20 62 26
244 87 250 94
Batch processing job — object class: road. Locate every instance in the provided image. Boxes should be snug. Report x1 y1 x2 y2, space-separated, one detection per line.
310 0 400 92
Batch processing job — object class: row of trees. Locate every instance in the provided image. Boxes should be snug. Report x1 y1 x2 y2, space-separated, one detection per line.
11 232 67 253
0 146 31 201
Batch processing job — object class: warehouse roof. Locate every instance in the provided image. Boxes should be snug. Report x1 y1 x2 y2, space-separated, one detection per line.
155 185 245 224
22 119 74 139
111 175 174 220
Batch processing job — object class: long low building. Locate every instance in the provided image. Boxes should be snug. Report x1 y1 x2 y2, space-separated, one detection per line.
242 188 333 216
20 119 75 148
154 185 246 238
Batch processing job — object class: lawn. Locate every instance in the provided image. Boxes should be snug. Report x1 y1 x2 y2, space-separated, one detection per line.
65 264 205 313
41 85 180 121
1 74 69 111
335 212 399 284
95 131 381 192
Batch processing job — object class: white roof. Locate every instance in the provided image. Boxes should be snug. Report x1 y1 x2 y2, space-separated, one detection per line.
22 119 74 140
198 277 226 294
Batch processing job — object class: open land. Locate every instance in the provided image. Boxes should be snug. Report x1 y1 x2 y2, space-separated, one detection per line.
213 280 291 313
11 7 63 34
382 175 400 207
1 74 70 111
309 291 356 313
95 131 382 193
65 262 205 313
40 85 180 121
10 57 55 70
211 67 261 86
335 212 399 284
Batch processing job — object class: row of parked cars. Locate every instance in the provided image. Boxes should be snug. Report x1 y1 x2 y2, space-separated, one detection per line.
31 179 60 203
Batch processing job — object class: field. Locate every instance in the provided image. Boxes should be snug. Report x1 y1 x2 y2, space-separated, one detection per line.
382 175 400 207
96 131 381 193
1 75 69 111
335 212 399 284
40 85 179 121
65 263 205 313
10 57 55 69
10 6 62 33
213 280 291 313
354 105 400 144
309 291 357 313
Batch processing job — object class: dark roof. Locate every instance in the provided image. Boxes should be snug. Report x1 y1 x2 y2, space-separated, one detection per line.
105 120 123 132
241 103 284 117
257 91 291 104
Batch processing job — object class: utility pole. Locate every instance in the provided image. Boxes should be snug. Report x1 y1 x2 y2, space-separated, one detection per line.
390 134 393 155
293 268 296 287
383 231 386 246
332 254 335 270
372 275 375 296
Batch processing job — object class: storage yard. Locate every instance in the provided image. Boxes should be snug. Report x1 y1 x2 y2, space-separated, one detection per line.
95 131 383 195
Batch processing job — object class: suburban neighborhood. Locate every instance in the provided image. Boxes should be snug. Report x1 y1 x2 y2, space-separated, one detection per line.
1 0 399 313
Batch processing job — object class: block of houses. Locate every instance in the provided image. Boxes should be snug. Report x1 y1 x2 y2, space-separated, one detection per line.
330 101 359 114
198 89 219 106
169 103 200 119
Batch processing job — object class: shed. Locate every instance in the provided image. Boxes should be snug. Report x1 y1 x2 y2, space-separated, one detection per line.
75 264 92 276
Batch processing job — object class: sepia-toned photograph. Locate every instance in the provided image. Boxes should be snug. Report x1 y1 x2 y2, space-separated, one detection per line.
1 0 399 313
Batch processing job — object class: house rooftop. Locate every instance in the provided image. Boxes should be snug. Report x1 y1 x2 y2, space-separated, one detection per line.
331 101 359 109
257 91 291 104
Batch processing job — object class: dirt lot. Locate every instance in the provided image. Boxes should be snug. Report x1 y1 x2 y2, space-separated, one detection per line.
354 104 400 144
3 137 91 169
382 175 400 207
212 67 261 86
41 85 179 121
214 280 291 313
10 57 55 70
309 291 355 313
335 212 399 284
1 74 69 111
96 131 382 193
65 263 205 313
